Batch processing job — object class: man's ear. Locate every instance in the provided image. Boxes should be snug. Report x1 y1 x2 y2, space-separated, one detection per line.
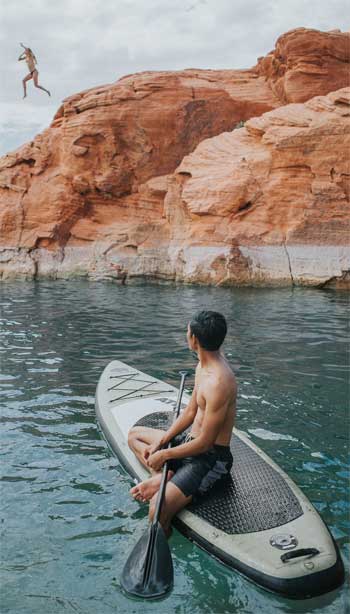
191 334 199 350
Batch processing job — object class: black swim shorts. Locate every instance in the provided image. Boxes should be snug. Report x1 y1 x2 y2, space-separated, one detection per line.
168 432 233 499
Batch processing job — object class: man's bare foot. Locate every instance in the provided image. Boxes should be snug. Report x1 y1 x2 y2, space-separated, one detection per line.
23 93 27 99
47 90 51 97
130 471 174 503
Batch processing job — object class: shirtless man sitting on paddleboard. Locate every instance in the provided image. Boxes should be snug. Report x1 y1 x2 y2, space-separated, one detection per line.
128 310 237 537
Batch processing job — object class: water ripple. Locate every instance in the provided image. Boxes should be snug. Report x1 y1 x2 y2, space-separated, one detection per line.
0 281 348 613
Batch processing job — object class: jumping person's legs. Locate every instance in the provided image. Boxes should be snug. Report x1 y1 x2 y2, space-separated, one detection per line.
22 73 32 98
32 70 50 96
149 482 192 538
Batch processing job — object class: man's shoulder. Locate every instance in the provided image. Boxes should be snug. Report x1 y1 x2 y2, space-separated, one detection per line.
209 364 237 395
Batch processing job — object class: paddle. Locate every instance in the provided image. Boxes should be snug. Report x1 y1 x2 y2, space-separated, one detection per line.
121 370 188 599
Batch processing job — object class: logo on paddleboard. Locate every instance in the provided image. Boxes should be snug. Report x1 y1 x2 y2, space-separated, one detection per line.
270 534 298 550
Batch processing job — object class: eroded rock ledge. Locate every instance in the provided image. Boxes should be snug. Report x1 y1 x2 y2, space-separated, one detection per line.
0 28 349 287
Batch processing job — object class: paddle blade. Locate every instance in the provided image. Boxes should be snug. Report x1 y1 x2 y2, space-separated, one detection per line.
121 522 173 599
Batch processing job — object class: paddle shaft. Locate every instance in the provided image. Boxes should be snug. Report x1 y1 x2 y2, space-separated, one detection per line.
152 371 188 524
121 370 188 597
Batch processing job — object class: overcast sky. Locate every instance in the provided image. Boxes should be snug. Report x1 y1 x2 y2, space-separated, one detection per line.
0 0 348 156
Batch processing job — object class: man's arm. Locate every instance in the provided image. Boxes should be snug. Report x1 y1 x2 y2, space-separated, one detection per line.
18 53 26 61
144 382 198 462
164 385 226 460
158 383 198 447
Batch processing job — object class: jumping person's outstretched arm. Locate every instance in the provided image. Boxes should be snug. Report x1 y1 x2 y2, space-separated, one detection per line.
19 43 27 60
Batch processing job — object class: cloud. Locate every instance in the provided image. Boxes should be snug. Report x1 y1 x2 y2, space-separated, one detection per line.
0 102 56 156
0 0 348 155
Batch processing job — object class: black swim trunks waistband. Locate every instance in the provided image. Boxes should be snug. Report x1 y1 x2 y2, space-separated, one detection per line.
184 433 230 451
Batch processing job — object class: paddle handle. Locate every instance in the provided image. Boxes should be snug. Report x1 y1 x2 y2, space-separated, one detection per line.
152 371 188 524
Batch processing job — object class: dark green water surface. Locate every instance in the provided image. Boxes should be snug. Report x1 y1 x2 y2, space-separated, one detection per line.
0 282 349 614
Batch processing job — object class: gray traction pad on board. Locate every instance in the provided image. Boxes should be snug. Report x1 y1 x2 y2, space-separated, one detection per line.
134 411 304 534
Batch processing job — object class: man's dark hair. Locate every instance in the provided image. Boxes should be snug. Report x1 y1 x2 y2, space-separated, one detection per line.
189 310 227 351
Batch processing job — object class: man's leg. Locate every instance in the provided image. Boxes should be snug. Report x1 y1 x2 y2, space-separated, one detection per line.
149 482 192 538
128 426 174 502
22 73 32 98
33 71 51 96
128 426 165 471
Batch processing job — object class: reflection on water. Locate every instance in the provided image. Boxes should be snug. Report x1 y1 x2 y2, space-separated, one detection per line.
0 281 349 614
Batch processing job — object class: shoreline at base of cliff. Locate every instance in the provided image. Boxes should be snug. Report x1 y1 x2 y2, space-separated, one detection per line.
1 243 349 289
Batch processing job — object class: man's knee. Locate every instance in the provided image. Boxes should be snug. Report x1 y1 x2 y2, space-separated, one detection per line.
127 427 139 448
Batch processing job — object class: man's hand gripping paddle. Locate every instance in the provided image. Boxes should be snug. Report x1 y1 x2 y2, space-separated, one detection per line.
121 371 188 598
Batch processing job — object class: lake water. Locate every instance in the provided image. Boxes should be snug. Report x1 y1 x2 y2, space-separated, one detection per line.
0 281 349 614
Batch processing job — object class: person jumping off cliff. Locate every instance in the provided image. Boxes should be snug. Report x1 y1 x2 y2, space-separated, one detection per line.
18 43 51 99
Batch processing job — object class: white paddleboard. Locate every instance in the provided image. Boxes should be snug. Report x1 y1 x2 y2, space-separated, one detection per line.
95 360 344 599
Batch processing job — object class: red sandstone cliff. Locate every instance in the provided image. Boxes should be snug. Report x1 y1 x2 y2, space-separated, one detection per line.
0 28 349 286
255 28 350 103
164 88 350 285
